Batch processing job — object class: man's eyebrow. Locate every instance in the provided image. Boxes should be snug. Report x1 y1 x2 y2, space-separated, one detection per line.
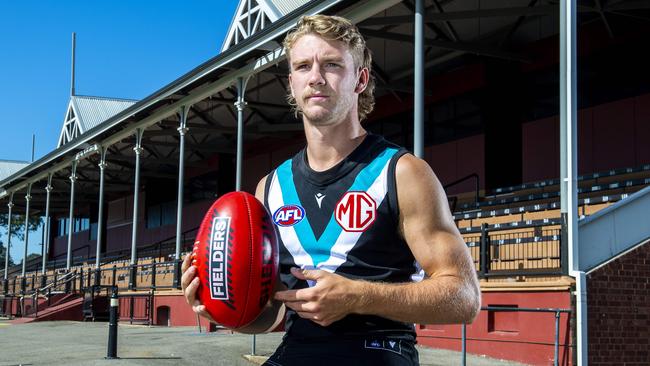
321 55 344 62
291 58 310 66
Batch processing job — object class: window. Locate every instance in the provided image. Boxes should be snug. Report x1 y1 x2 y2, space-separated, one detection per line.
145 179 177 229
56 217 90 237
146 201 176 229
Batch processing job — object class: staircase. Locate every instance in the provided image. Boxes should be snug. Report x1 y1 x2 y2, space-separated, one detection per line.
10 294 83 324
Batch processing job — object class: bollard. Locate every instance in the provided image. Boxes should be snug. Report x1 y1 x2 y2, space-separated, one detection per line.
106 288 119 359
461 323 467 366
94 268 101 287
554 311 561 366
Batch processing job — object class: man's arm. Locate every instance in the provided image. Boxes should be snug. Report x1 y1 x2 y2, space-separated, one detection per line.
274 154 480 326
181 175 286 334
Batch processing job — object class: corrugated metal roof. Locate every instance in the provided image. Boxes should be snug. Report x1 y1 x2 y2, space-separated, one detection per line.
72 95 138 133
266 0 310 16
0 160 29 182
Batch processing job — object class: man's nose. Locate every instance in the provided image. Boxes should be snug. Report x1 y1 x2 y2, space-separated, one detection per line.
308 63 326 86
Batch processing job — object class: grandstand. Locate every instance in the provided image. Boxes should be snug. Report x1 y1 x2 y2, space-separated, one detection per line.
2 1 650 365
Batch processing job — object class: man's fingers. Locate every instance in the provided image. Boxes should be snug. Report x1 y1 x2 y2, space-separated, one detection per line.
180 266 197 292
193 302 216 323
284 300 316 313
290 267 324 281
181 252 193 273
184 276 200 305
274 288 312 302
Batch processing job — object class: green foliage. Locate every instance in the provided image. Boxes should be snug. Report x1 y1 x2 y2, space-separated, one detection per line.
0 213 43 241
0 242 14 267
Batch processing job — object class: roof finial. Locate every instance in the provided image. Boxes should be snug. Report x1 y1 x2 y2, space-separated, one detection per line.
70 32 76 96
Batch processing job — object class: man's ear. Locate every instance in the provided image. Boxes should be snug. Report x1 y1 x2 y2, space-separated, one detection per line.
355 67 370 94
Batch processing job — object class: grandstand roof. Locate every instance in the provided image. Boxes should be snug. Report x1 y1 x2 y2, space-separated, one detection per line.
0 160 29 182
221 0 310 52
57 95 138 148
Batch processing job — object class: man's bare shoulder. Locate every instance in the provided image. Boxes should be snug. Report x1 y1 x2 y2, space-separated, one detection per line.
395 153 442 194
395 152 455 230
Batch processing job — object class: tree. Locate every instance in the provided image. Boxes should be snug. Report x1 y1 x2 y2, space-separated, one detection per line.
0 213 43 241
0 241 14 267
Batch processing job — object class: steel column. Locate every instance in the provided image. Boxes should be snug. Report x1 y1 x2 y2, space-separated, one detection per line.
21 184 33 294
42 175 53 279
561 0 579 273
4 194 15 284
235 77 248 191
413 0 425 158
174 106 190 289
66 161 78 270
560 1 586 365
95 148 108 286
235 76 254 354
129 129 144 290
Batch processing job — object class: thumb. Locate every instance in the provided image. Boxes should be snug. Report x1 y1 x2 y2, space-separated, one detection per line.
291 267 323 281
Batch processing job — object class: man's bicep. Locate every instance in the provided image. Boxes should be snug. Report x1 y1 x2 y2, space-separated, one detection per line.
396 155 470 277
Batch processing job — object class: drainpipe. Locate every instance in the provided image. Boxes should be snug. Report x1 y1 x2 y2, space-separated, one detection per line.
560 1 587 364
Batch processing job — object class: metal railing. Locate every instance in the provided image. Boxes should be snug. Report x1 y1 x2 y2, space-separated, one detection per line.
459 307 572 366
466 222 566 278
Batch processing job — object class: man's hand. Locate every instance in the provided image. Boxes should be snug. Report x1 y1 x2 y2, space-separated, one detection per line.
180 252 215 323
274 267 361 327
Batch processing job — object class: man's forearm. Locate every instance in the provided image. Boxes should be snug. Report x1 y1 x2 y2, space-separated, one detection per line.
353 275 480 325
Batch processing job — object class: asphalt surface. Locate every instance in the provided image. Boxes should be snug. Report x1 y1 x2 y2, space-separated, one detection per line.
0 319 526 366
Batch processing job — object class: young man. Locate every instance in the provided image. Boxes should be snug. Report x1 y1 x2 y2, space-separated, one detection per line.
182 15 480 365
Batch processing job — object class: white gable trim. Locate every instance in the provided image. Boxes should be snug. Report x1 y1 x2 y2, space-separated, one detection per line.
222 0 275 52
258 0 282 21
57 99 82 148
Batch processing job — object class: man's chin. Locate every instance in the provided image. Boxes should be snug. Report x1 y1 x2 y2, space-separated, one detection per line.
302 110 336 126
305 115 337 126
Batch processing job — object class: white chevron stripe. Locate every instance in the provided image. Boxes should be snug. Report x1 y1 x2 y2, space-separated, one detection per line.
316 160 391 273
268 172 315 270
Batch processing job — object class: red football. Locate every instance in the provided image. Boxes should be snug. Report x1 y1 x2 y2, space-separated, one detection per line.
192 191 279 330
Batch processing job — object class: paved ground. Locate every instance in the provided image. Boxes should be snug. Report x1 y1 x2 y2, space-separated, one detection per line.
0 319 526 366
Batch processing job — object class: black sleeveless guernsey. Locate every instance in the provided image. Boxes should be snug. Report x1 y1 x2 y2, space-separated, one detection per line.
264 133 419 340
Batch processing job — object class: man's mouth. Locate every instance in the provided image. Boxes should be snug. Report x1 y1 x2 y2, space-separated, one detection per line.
306 94 329 101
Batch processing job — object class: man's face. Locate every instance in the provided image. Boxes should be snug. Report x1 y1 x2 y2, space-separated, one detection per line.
288 33 364 126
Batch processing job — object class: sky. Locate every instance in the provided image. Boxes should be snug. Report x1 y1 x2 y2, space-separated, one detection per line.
0 0 240 262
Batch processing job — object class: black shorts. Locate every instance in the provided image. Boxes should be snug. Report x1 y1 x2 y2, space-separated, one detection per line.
262 336 420 366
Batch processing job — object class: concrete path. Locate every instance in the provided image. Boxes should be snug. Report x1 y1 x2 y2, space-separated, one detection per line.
0 320 526 366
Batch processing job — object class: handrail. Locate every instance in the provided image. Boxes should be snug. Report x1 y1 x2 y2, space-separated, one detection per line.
458 306 571 366
444 173 480 212
51 245 91 268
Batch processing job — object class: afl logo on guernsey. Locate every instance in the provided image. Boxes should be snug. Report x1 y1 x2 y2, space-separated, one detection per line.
335 191 376 232
273 204 305 226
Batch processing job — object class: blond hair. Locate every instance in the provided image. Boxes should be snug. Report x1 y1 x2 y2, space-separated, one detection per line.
283 15 375 121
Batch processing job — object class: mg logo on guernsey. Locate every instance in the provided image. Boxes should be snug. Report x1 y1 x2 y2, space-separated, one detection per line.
273 204 305 226
335 191 377 232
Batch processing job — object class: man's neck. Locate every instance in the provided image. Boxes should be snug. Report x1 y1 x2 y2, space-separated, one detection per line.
303 118 367 172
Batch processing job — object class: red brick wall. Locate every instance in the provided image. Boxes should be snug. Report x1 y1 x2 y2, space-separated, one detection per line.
587 240 650 365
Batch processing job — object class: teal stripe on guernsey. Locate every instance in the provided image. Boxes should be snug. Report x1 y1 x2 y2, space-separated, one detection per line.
276 147 398 267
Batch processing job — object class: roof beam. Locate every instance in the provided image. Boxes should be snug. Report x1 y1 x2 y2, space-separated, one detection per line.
360 5 560 26
361 28 530 63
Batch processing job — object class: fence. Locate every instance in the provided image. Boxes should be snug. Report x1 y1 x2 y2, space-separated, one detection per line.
465 222 567 277
459 307 572 366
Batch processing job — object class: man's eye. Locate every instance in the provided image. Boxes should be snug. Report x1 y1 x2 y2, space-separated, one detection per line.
295 64 309 71
326 63 340 68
